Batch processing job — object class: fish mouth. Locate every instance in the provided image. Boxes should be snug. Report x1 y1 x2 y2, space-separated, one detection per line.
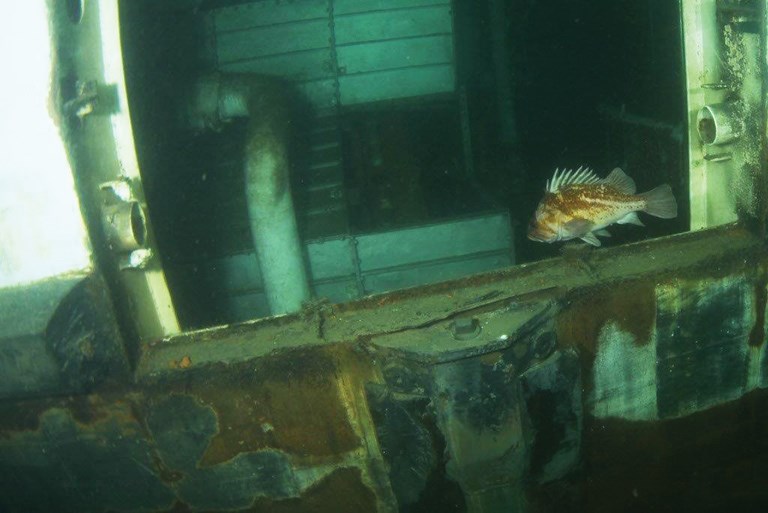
527 223 549 242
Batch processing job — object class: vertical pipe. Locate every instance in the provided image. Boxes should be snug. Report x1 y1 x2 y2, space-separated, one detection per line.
185 73 311 315
243 77 310 315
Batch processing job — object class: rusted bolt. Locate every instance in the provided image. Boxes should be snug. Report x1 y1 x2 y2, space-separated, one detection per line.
452 317 481 340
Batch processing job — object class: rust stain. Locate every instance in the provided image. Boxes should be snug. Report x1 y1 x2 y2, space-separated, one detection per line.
180 347 361 466
169 355 192 369
0 394 136 439
556 280 656 396
557 280 657 354
179 355 192 368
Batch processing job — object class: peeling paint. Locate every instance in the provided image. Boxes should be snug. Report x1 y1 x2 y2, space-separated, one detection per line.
591 322 657 420
0 404 176 513
520 349 582 484
431 356 529 493
141 347 397 511
558 281 657 355
248 467 378 513
656 277 752 418
0 394 137 439
146 394 218 472
155 349 362 466
0 344 396 513
178 450 300 509
556 280 657 406
367 388 434 506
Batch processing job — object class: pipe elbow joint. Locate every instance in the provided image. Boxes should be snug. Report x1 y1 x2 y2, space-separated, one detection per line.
183 72 251 132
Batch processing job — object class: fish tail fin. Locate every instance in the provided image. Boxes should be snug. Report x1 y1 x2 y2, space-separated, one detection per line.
638 184 677 219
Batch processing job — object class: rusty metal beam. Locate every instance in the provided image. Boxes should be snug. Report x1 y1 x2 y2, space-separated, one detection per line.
138 223 763 379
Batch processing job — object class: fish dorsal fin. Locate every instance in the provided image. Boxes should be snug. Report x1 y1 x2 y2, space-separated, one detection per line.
546 166 601 192
602 167 636 194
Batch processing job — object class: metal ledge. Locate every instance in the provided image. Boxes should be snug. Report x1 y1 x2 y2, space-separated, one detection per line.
137 222 762 379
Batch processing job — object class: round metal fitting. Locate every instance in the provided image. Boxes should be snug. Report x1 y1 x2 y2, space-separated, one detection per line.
696 102 743 145
102 201 147 252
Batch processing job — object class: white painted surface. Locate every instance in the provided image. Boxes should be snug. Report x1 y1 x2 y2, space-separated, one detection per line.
591 322 658 421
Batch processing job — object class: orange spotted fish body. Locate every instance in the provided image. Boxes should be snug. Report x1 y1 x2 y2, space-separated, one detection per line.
527 167 677 246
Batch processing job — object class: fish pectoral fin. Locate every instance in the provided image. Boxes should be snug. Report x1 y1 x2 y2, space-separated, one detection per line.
562 218 593 237
617 212 644 226
594 228 611 237
580 232 601 246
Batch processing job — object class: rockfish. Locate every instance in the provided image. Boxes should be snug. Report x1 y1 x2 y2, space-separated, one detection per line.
527 167 677 246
